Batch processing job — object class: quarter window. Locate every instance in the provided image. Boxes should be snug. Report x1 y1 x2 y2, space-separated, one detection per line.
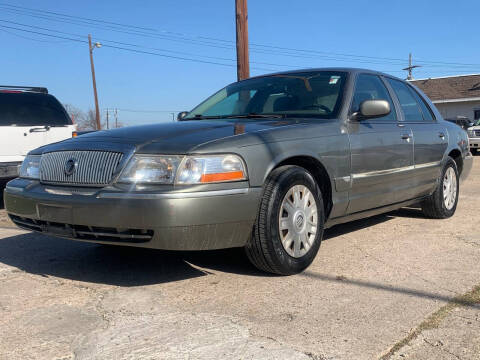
386 78 426 122
351 74 396 122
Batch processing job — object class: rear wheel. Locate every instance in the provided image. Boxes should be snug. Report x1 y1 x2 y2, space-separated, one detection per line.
421 158 459 219
245 165 324 275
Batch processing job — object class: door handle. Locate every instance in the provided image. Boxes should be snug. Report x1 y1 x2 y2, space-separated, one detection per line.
29 126 50 133
438 132 445 139
401 134 411 140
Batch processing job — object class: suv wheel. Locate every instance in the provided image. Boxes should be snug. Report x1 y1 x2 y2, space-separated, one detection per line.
245 165 324 275
471 148 477 155
421 158 459 219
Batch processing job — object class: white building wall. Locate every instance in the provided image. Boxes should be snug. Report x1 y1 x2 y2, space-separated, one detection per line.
434 100 480 120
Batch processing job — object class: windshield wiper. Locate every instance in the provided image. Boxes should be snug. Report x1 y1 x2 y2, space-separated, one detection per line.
185 113 285 120
219 113 286 119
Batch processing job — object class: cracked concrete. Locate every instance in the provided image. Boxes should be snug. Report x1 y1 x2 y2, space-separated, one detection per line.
0 158 479 359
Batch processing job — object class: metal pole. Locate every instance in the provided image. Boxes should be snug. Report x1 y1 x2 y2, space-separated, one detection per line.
114 108 118 128
235 0 250 81
88 34 101 130
106 108 109 129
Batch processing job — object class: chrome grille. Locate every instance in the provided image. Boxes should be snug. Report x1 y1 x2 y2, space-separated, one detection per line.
40 150 123 186
475 130 480 137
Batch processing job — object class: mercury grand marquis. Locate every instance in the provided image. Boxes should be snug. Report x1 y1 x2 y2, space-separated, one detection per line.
4 68 473 275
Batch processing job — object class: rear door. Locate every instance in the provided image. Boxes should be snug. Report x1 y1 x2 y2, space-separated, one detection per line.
347 73 414 214
385 78 447 196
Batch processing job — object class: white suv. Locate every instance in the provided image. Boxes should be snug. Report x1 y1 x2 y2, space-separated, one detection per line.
467 119 480 155
0 86 76 179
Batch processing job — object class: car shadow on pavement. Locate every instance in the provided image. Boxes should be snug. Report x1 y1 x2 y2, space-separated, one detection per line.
0 210 428 287
0 232 213 286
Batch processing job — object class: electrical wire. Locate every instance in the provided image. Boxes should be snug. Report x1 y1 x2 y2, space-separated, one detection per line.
0 2 478 69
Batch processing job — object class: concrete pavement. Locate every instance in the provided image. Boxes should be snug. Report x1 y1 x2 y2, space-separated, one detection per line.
0 159 479 359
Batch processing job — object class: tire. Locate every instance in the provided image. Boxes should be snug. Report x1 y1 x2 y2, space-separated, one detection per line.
245 165 324 275
421 157 459 219
471 148 477 155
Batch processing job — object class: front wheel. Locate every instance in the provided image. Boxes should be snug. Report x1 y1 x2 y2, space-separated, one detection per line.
245 166 324 275
421 158 459 219
471 148 478 155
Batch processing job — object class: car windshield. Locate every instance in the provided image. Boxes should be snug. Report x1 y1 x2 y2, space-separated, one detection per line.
473 119 480 126
0 92 72 126
185 71 347 120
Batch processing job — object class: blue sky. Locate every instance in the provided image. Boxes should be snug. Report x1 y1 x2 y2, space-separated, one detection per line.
1 0 479 126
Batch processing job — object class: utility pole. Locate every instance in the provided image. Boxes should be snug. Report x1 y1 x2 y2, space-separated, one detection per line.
403 53 421 80
235 0 250 81
114 108 118 128
88 34 102 130
106 108 109 129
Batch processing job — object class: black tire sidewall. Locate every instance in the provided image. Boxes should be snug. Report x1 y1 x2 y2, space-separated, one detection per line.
438 159 459 217
263 167 324 274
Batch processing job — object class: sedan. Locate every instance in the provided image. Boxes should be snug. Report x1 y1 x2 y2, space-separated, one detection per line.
4 68 473 275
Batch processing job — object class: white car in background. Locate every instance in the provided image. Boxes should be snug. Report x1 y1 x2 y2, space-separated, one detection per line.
467 119 480 155
0 86 76 179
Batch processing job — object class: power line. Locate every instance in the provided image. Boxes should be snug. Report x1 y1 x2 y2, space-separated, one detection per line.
0 2 479 69
0 24 278 71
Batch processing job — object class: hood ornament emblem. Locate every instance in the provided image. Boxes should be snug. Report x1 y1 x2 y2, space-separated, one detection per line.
64 158 77 176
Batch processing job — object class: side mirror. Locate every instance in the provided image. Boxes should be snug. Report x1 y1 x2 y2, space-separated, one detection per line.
353 100 391 120
177 111 189 121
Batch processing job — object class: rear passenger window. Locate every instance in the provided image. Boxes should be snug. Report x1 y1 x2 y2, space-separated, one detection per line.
386 78 425 122
408 87 435 121
351 74 396 122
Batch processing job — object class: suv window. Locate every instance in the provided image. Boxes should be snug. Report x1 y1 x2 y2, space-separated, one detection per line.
0 92 71 126
351 74 396 121
386 78 427 122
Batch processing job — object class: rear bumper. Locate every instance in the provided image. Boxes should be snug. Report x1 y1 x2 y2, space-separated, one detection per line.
4 179 262 250
0 162 21 179
460 152 473 183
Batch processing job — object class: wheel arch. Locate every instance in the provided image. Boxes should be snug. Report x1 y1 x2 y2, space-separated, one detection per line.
270 155 333 219
447 148 463 175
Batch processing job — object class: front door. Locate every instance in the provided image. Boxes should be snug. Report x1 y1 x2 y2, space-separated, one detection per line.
347 73 414 214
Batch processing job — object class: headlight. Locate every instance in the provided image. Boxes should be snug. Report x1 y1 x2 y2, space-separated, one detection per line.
467 130 474 137
176 154 247 184
19 155 41 179
118 155 182 184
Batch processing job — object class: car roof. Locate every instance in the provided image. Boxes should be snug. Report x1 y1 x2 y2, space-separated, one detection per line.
247 67 404 82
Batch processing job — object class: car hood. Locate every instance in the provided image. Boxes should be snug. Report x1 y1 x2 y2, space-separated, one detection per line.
33 119 303 154
468 125 480 131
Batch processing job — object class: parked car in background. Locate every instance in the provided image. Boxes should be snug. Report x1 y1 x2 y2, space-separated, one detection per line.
0 86 76 180
467 118 480 154
4 68 472 275
445 116 473 130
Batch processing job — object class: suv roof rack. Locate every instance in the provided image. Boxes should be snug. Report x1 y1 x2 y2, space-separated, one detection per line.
0 85 48 94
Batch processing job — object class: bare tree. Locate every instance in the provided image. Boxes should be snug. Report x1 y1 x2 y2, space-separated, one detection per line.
63 104 85 125
64 104 107 130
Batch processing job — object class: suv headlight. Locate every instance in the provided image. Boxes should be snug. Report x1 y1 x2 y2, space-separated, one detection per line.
467 130 475 137
118 155 182 184
118 154 248 185
176 154 247 184
19 155 41 179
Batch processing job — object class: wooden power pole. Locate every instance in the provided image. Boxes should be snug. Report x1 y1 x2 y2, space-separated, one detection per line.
235 0 250 81
88 34 101 130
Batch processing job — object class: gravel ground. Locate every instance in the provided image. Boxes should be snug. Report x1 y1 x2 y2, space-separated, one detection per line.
0 159 479 359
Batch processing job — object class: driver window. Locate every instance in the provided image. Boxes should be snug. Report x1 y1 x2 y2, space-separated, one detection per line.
351 74 396 122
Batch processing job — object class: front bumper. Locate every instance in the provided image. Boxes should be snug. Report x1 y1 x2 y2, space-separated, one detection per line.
0 162 21 179
469 137 480 148
4 178 262 250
